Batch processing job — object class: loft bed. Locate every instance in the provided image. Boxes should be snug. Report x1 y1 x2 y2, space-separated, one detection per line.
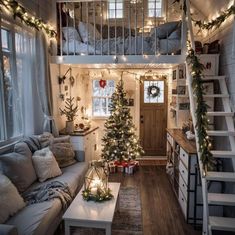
51 0 188 65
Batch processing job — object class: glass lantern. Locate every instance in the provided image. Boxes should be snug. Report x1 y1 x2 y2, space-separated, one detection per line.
82 160 113 202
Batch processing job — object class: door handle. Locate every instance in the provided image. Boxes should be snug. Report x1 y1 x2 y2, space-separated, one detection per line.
140 115 144 123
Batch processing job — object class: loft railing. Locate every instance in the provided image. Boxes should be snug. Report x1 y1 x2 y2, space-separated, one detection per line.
55 0 187 57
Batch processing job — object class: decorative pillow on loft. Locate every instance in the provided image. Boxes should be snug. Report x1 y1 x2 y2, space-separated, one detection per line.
32 147 62 183
78 21 102 43
0 143 37 193
0 174 26 223
49 142 76 168
150 21 180 40
168 23 182 39
62 27 82 42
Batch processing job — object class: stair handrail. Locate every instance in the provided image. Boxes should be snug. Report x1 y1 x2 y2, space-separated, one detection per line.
184 0 209 234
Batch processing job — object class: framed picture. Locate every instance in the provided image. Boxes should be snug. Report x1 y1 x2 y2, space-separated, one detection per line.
173 70 177 80
177 86 186 95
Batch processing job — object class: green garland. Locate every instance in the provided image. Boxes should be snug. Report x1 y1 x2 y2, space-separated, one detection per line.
186 49 215 171
0 0 56 37
82 188 113 202
194 5 235 30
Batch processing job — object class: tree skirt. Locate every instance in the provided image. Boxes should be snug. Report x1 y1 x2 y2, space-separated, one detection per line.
70 187 143 235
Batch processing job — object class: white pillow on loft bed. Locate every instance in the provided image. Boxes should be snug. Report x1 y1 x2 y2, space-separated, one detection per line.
62 27 82 42
78 21 102 43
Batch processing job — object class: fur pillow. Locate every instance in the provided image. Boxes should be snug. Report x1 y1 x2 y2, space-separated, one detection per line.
62 27 82 42
32 148 62 182
0 174 26 223
49 143 76 168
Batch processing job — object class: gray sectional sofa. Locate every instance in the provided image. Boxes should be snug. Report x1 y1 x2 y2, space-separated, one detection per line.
0 135 89 235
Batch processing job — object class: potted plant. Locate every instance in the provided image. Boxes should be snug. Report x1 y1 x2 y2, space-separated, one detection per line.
59 96 79 133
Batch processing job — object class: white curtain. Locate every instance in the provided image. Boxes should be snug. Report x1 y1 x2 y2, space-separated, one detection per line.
15 27 36 136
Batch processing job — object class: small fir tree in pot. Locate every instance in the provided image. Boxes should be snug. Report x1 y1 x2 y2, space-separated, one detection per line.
60 96 79 133
101 78 144 163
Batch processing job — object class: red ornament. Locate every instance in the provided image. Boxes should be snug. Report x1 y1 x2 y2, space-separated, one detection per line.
99 79 106 88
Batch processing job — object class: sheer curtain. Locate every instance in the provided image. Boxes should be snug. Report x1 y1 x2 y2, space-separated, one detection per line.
15 27 36 136
35 31 59 137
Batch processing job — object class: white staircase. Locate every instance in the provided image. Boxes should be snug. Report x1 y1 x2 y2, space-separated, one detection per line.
185 0 235 233
186 67 235 235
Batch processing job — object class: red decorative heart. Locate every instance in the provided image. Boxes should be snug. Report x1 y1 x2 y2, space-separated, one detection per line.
99 79 106 88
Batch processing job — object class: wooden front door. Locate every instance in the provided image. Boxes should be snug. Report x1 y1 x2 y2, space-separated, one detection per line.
140 78 167 156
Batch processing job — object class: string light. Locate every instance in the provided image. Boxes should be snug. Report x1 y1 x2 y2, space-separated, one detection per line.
0 0 56 37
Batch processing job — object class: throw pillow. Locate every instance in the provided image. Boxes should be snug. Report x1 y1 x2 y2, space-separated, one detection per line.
150 21 180 39
50 135 71 144
49 143 76 168
0 150 37 193
0 174 26 223
38 132 54 148
168 23 182 39
62 27 82 42
78 21 101 43
32 147 62 182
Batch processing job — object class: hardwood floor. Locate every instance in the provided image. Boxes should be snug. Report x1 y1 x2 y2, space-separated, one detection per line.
109 166 201 235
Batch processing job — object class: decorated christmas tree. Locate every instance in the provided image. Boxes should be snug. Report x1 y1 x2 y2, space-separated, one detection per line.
101 78 144 163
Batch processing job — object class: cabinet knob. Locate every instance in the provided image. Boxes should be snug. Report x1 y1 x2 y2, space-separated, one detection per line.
181 197 184 202
182 170 184 174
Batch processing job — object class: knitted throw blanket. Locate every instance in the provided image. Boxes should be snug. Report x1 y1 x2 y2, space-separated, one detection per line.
23 181 73 210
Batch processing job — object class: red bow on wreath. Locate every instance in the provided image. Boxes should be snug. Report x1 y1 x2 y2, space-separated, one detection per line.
99 79 106 88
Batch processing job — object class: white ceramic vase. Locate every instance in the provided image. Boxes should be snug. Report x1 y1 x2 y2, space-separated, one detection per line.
66 121 74 133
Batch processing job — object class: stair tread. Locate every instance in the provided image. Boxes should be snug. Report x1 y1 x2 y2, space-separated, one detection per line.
207 172 235 182
207 112 234 117
209 216 235 231
208 193 235 205
203 94 229 98
211 150 235 158
202 76 225 80
207 130 235 136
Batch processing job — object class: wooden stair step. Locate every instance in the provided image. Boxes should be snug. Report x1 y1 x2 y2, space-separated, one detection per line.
207 130 235 136
202 76 225 80
206 172 235 182
203 94 229 98
207 112 234 117
209 216 235 232
208 193 235 206
211 150 235 158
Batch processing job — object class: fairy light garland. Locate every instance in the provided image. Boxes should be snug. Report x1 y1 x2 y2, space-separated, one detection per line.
194 5 235 31
186 49 215 171
0 0 56 37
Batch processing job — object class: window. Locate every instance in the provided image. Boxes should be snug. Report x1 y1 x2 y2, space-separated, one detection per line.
144 80 164 103
148 0 163 17
108 0 123 19
0 22 35 142
92 80 115 117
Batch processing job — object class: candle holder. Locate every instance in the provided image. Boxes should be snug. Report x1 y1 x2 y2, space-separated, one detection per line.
82 160 113 202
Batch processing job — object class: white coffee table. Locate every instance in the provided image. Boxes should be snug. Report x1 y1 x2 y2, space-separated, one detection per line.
63 182 121 235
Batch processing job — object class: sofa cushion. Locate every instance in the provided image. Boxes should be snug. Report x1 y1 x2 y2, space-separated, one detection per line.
0 150 37 193
6 162 88 235
49 143 76 168
22 136 41 153
32 148 62 182
6 199 61 235
50 135 71 144
0 174 26 223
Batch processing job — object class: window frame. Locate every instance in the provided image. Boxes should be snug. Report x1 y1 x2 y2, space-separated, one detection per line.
108 0 124 19
147 0 164 18
0 17 34 144
92 79 115 118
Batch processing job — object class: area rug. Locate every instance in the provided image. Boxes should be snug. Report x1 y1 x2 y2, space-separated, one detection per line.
70 186 143 235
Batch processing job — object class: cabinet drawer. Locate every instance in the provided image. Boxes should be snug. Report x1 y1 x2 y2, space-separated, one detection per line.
167 133 173 146
180 147 188 168
178 188 187 219
179 175 187 200
179 160 188 185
